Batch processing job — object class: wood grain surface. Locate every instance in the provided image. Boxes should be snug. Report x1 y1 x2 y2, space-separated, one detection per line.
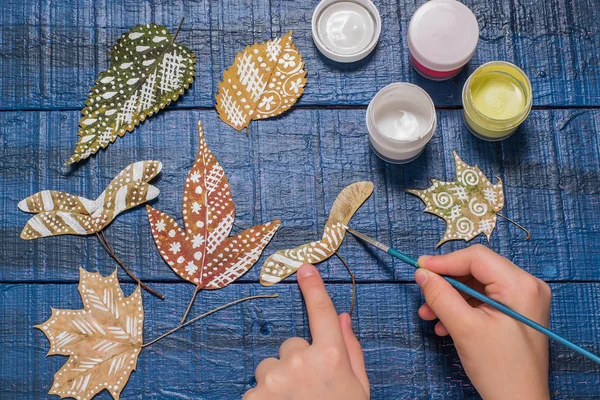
1 0 600 398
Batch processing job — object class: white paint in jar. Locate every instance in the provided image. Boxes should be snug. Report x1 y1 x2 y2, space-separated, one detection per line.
366 83 437 163
312 0 381 63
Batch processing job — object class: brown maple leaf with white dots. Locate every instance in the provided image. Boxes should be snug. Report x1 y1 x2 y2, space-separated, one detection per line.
146 122 280 319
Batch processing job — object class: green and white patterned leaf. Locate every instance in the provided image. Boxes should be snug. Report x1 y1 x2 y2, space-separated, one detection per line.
68 22 196 164
407 152 505 247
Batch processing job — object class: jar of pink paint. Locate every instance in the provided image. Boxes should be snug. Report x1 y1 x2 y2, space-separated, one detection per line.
408 0 479 81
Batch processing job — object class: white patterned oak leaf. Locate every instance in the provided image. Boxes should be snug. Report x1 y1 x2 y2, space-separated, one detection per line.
35 268 144 400
215 31 307 131
147 121 281 290
18 161 162 239
68 23 196 164
407 151 505 247
259 181 374 286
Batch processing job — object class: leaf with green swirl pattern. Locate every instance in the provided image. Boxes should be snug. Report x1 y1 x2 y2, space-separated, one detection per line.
407 152 505 247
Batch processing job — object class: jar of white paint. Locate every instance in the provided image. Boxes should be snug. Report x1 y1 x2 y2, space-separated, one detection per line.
366 83 437 163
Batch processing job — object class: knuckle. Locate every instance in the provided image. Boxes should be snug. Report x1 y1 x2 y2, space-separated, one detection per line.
286 352 307 371
257 357 277 370
312 299 332 314
322 345 344 367
470 243 489 256
536 279 552 300
521 277 550 300
258 368 284 390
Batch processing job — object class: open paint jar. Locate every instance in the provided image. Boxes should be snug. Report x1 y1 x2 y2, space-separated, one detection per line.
312 0 382 63
462 61 532 140
408 0 479 80
366 83 437 163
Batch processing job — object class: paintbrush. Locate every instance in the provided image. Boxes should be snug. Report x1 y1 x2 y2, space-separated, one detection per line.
345 227 600 365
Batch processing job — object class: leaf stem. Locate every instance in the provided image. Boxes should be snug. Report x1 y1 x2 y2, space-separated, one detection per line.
95 231 165 299
142 294 279 348
172 17 185 43
335 251 356 317
181 286 201 323
497 213 531 240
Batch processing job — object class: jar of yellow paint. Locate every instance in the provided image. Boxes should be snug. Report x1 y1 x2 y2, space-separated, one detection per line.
462 61 532 141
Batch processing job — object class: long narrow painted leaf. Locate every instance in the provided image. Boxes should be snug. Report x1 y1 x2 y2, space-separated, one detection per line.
68 23 196 164
21 211 97 239
216 31 307 131
18 191 97 215
259 182 373 286
18 161 162 239
91 182 160 231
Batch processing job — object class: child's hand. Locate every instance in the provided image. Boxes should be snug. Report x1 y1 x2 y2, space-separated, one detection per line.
243 264 369 400
416 244 551 400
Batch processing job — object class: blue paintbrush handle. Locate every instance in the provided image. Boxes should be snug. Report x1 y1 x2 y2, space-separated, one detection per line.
387 247 600 365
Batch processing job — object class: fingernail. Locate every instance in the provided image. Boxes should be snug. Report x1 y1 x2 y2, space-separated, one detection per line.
414 269 429 288
417 255 432 267
297 264 315 278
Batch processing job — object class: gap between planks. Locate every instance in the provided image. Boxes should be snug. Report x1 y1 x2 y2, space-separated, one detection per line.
3 105 600 113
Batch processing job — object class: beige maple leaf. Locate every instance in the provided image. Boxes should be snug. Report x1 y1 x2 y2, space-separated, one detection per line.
259 181 374 286
35 268 143 400
407 151 505 247
215 31 307 131
147 121 280 321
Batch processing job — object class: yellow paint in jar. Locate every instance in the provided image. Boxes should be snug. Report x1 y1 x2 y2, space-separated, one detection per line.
462 61 532 140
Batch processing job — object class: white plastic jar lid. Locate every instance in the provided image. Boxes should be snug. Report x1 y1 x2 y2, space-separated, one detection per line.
408 0 479 72
312 0 382 63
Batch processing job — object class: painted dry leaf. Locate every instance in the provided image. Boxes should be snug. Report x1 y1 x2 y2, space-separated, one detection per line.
68 23 195 164
260 182 374 286
36 268 143 400
216 31 307 131
147 121 280 290
19 161 161 239
407 151 504 247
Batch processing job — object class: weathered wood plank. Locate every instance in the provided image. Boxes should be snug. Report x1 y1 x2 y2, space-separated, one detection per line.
1 282 598 399
1 108 600 283
1 0 599 109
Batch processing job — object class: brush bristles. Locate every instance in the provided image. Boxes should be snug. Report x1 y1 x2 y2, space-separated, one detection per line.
345 227 389 252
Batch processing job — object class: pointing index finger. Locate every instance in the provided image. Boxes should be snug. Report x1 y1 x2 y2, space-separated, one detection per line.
297 264 344 346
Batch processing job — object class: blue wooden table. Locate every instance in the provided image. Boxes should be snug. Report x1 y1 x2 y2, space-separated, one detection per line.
2 0 600 398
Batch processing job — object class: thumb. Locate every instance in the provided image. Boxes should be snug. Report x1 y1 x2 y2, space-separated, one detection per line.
339 313 369 397
414 268 475 336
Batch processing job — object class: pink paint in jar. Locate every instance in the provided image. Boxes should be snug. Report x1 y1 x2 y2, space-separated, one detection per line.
408 0 479 81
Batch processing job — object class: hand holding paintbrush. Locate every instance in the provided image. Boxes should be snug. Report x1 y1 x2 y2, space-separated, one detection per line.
414 246 552 399
347 228 600 398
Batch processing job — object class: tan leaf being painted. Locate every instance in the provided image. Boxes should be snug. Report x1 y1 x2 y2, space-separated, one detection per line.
407 151 505 247
147 121 280 320
18 161 162 239
36 268 143 400
259 182 373 286
216 31 307 131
